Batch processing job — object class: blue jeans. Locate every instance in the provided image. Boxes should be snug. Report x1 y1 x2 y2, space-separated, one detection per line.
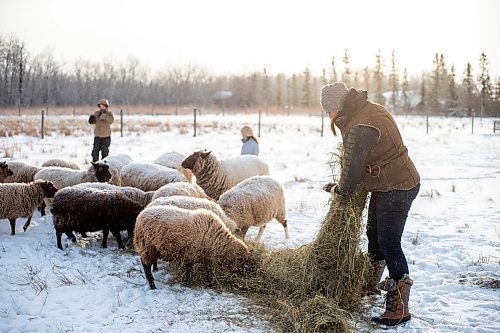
366 183 420 281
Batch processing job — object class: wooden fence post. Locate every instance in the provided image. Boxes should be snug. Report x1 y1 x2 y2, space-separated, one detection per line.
120 109 123 137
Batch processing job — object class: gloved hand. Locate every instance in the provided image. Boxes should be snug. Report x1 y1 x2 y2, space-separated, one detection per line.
323 182 337 193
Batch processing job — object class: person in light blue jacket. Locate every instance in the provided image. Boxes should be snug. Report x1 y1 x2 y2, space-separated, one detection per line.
240 125 259 156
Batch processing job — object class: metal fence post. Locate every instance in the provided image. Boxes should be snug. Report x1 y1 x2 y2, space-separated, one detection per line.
193 108 197 137
120 109 123 137
258 109 261 137
41 109 45 139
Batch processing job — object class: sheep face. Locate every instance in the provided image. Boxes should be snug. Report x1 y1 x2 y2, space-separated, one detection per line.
222 248 258 277
181 150 211 171
39 180 58 198
0 162 14 180
91 162 112 182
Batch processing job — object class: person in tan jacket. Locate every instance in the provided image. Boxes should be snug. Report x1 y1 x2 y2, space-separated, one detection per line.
88 99 114 162
321 82 420 327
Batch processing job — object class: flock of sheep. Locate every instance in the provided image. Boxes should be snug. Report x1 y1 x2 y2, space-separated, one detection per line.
0 151 288 289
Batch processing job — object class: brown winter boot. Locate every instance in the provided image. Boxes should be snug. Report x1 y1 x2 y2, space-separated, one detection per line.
371 274 413 326
364 260 386 295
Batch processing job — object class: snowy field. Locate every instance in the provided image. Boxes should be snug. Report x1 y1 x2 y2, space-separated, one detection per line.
0 113 499 333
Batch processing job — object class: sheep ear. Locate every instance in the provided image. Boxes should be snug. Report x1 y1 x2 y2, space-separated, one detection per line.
201 151 211 158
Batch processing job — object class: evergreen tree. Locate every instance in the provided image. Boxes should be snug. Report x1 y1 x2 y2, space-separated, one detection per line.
389 50 399 113
463 62 474 116
402 68 410 113
418 73 426 113
262 68 270 108
353 71 360 88
322 68 327 85
275 74 283 107
494 78 500 102
478 52 492 116
362 66 371 91
430 53 440 113
447 65 458 109
331 56 338 82
341 49 351 85
291 73 298 107
301 67 312 107
373 49 385 105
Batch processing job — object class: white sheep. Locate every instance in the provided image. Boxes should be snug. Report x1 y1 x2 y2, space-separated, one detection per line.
0 180 58 235
121 162 187 192
41 159 80 170
151 182 209 201
181 150 269 200
134 205 256 289
147 195 237 231
218 175 288 242
100 154 133 186
75 182 154 208
2 161 42 183
34 162 112 190
154 151 193 182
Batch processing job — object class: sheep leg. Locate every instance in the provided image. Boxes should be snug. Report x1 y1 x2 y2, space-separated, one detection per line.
56 232 64 250
80 232 88 238
202 262 215 287
111 229 125 249
66 231 77 242
9 218 16 235
38 202 46 216
282 219 290 239
101 229 109 248
255 225 266 242
22 216 33 232
153 260 158 272
141 259 156 289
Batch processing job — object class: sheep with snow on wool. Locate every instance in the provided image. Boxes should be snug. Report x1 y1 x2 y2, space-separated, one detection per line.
0 161 13 182
0 180 58 235
134 205 256 289
75 182 154 208
34 162 111 190
41 159 80 170
147 195 237 231
100 154 133 186
218 175 288 242
151 182 209 201
121 162 186 192
181 150 269 200
2 161 42 183
52 186 143 250
154 151 194 183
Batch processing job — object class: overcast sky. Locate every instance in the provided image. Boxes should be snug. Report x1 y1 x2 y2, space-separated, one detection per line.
0 0 499 78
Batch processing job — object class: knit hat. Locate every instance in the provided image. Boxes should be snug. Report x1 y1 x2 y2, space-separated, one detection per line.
241 125 253 137
97 98 109 107
320 82 349 114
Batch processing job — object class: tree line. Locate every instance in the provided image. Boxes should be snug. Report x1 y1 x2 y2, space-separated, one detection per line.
1 35 499 116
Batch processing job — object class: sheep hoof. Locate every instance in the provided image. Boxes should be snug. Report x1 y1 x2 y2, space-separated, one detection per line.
149 283 157 290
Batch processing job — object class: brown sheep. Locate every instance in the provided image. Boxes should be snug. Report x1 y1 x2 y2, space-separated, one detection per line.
134 206 256 289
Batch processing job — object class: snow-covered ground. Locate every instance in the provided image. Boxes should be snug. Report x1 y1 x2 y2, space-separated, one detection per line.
0 113 499 332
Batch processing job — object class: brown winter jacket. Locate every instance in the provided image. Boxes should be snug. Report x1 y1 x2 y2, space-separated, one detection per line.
334 89 420 193
89 109 114 137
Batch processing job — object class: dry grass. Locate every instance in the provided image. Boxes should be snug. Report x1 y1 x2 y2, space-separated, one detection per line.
164 148 371 333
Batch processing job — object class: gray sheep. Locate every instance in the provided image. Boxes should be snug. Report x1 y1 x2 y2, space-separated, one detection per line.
52 186 144 250
0 161 13 182
2 161 42 183
34 162 111 189
0 180 58 235
134 206 256 289
100 154 133 186
121 162 187 192
154 151 193 183
181 150 269 200
218 175 288 242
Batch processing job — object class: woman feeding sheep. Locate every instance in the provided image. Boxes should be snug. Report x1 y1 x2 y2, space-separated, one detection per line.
320 82 420 327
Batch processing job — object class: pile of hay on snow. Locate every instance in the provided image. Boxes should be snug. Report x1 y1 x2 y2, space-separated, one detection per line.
167 146 372 332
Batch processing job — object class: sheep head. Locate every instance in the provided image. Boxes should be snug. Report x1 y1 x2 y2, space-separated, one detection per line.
37 180 58 198
181 150 211 171
0 161 14 179
91 161 112 182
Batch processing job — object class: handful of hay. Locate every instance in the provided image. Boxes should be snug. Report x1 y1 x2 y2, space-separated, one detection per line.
168 147 372 332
